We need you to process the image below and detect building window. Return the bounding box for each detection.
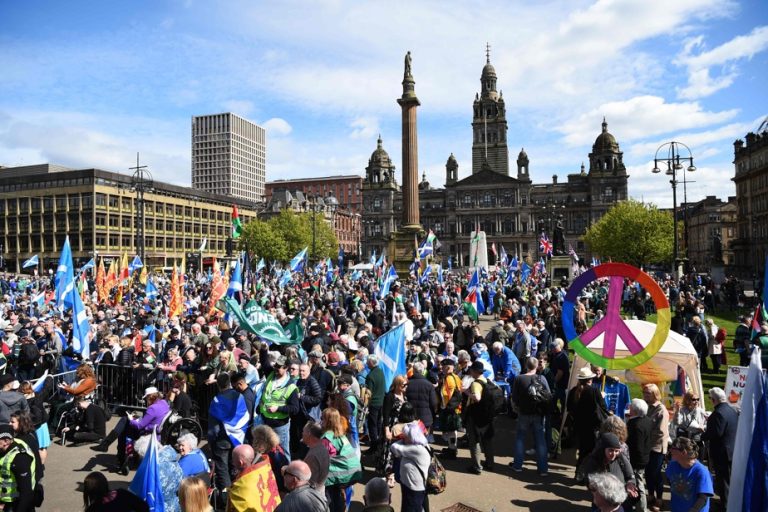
[95,194,106,207]
[108,195,118,208]
[463,194,472,207]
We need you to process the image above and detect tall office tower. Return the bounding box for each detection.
[191,112,266,202]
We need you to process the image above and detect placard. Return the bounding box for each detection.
[724,365,749,405]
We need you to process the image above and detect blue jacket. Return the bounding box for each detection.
[491,346,521,380]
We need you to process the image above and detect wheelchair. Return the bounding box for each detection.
[159,409,204,449]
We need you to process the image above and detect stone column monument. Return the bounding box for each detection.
[389,51,424,273]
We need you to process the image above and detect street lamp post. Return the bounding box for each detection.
[652,142,696,278]
[306,195,338,264]
[129,153,153,265]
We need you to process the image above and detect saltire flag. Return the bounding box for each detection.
[521,262,532,284]
[468,267,480,290]
[463,287,482,321]
[227,259,243,300]
[31,371,49,394]
[325,258,336,285]
[80,258,96,273]
[417,238,434,259]
[350,269,362,281]
[256,258,266,273]
[289,247,308,273]
[54,237,74,307]
[437,264,444,285]
[373,323,407,391]
[510,256,519,272]
[413,291,421,313]
[31,291,45,311]
[209,391,250,446]
[539,235,553,257]
[409,259,419,277]
[505,266,515,286]
[129,255,143,274]
[145,278,159,301]
[379,265,398,299]
[59,251,91,359]
[22,255,39,269]
[231,205,243,239]
[727,347,767,512]
[370,250,377,266]
[129,425,166,511]
[278,270,293,288]
[337,246,344,274]
[499,245,508,267]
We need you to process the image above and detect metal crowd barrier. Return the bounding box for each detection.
[43,370,78,403]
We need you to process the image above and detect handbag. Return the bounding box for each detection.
[418,446,447,495]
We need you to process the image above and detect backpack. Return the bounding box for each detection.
[525,375,553,415]
[480,379,507,416]
[444,374,463,410]
[420,446,447,495]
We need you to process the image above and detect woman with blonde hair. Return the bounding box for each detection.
[178,476,212,512]
[322,407,362,512]
[670,391,706,444]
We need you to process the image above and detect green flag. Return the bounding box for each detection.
[219,297,303,345]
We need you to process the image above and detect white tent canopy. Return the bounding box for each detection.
[350,263,373,270]
[566,319,705,407]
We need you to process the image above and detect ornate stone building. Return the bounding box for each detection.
[361,52,629,267]
[731,119,768,277]
[684,196,737,270]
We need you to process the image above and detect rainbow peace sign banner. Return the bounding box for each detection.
[562,263,670,370]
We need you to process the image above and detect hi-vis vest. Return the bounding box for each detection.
[322,432,362,486]
[259,375,297,420]
[0,439,36,503]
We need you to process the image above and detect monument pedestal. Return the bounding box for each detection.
[711,264,725,285]
[389,227,424,275]
[548,255,573,284]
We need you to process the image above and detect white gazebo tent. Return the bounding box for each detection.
[565,319,705,407]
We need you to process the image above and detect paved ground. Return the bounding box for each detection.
[42,414,591,512]
[41,315,591,511]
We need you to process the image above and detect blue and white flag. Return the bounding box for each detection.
[350,269,362,281]
[278,269,292,288]
[129,425,165,512]
[417,238,434,259]
[255,258,265,273]
[54,237,74,307]
[22,255,39,269]
[337,246,344,274]
[68,280,92,359]
[505,266,515,286]
[31,371,49,394]
[128,255,143,273]
[227,259,243,299]
[437,264,444,285]
[499,245,508,267]
[413,292,421,313]
[289,247,308,273]
[145,279,159,301]
[373,323,407,391]
[468,267,480,290]
[510,256,519,273]
[419,265,432,285]
[208,392,250,446]
[521,262,532,284]
[447,256,453,271]
[325,259,335,285]
[370,250,376,266]
[79,258,95,273]
[728,348,767,512]
[488,286,496,311]
[379,265,398,299]
[375,252,385,269]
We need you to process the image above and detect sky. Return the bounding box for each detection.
[1,0,767,207]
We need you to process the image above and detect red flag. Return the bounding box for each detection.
[491,242,497,256]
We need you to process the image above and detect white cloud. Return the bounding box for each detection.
[676,25,768,99]
[349,116,380,140]
[262,118,292,137]
[557,96,738,146]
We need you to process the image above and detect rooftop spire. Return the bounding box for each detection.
[485,42,491,63]
[602,117,608,133]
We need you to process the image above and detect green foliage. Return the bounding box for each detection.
[240,209,339,263]
[584,200,675,267]
[240,218,289,261]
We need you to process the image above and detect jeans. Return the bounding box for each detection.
[513,414,548,473]
[467,417,494,471]
[272,421,291,462]
[211,437,234,489]
[645,451,665,502]
[633,469,647,512]
[367,405,383,450]
[401,486,429,512]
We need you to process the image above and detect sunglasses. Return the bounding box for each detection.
[691,398,700,402]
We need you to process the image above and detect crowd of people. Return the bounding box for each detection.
[0,264,754,511]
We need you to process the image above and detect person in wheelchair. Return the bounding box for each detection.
[48,363,96,431]
[61,397,106,446]
[166,372,193,419]
[91,386,170,474]
[176,432,210,478]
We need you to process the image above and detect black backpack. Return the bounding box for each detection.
[480,379,507,416]
[525,375,553,415]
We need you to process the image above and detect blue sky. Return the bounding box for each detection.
[1,0,767,207]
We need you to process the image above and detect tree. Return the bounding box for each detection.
[240,218,289,262]
[269,210,311,257]
[583,200,675,268]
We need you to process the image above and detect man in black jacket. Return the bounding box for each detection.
[626,398,652,512]
[702,387,738,510]
[64,398,107,445]
[404,361,437,433]
[289,363,322,458]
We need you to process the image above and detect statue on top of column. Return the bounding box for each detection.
[404,51,412,77]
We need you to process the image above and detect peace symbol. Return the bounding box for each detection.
[562,263,670,370]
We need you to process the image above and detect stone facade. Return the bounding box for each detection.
[684,196,737,271]
[731,120,768,277]
[361,53,629,267]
